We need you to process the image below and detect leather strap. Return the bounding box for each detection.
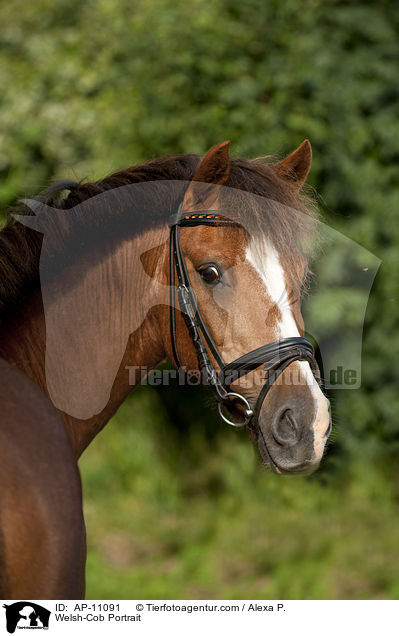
[169,206,321,427]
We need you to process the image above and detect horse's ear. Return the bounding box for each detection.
[274,140,312,189]
[182,141,231,211]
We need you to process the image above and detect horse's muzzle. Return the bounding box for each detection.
[256,389,331,474]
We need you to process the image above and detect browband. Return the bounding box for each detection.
[168,210,235,227]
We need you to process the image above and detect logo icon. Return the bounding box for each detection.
[3,602,50,633]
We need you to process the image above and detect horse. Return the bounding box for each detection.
[0,360,86,598]
[0,140,331,598]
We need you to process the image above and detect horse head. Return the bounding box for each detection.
[153,141,331,474]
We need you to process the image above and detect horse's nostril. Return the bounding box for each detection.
[272,408,300,447]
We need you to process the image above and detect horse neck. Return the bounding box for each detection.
[0,226,169,457]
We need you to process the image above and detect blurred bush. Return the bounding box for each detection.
[1,0,398,598]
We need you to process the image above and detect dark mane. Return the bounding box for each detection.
[0,153,318,324]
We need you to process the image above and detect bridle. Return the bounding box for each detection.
[169,205,321,428]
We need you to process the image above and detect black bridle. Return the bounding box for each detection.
[169,206,321,428]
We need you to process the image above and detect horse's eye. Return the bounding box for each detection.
[198,264,221,285]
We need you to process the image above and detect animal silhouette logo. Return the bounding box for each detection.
[2,602,50,633]
[16,181,380,419]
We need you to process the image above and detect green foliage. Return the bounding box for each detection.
[1,0,398,598]
[81,393,399,599]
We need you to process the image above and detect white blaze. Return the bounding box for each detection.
[246,236,330,460]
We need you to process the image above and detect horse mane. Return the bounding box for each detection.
[0,153,318,325]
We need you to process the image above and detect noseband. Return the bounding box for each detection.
[169,206,321,428]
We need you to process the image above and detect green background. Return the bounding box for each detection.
[1,0,398,599]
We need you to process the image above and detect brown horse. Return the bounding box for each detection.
[0,140,331,598]
[0,360,86,598]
